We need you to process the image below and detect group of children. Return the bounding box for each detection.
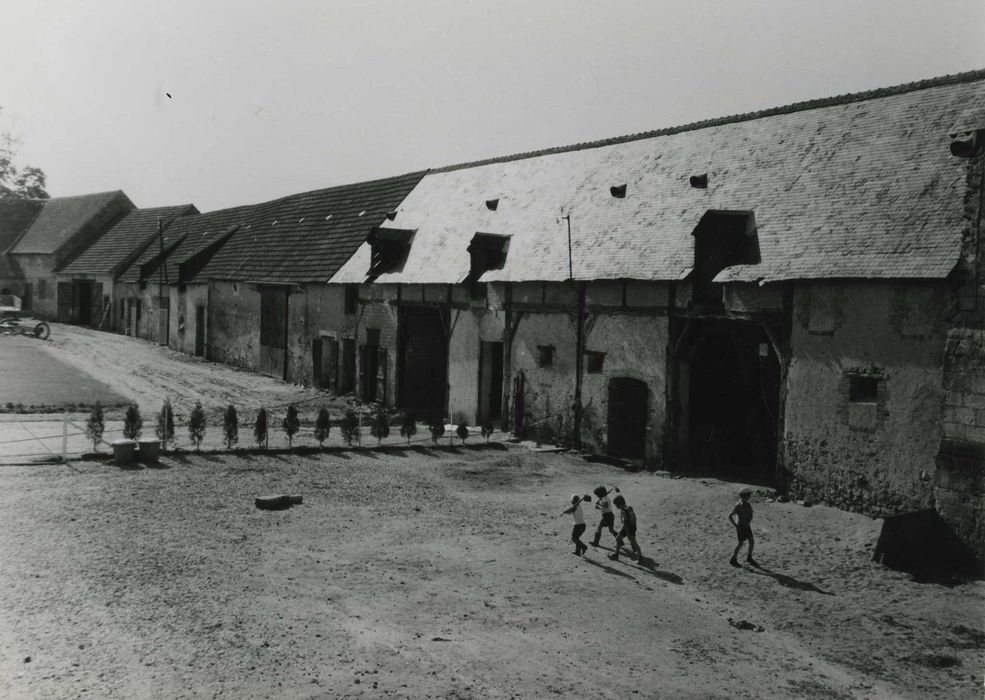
[561,484,757,567]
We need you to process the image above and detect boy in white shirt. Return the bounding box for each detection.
[590,485,619,547]
[560,494,589,556]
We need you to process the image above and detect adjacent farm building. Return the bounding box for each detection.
[2,70,983,558]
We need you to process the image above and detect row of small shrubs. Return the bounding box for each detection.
[85,401,495,453]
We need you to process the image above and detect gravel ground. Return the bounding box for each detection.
[0,445,981,699]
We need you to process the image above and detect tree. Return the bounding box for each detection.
[254,407,268,449]
[223,404,239,449]
[314,407,331,448]
[400,412,417,445]
[188,402,206,452]
[456,422,470,444]
[371,404,390,446]
[340,409,360,447]
[155,398,175,449]
[282,404,300,449]
[0,117,48,200]
[85,402,104,452]
[123,403,142,440]
[429,417,445,445]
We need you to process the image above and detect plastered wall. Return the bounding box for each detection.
[783,281,946,515]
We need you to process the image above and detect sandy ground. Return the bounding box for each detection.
[15,323,336,421]
[0,446,982,699]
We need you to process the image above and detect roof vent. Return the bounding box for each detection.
[298,218,305,223]
[609,184,627,198]
[950,130,984,159]
[485,198,499,211]
[325,214,333,220]
[385,211,398,221]
[690,174,708,189]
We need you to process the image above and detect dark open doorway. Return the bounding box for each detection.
[259,286,288,379]
[607,377,648,460]
[477,341,503,425]
[399,306,448,420]
[194,305,206,356]
[678,320,780,478]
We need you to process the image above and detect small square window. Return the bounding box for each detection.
[849,376,878,403]
[344,285,358,315]
[537,345,555,368]
[586,351,605,374]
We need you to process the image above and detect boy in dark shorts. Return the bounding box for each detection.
[608,495,642,561]
[590,485,619,547]
[560,494,589,556]
[729,487,757,567]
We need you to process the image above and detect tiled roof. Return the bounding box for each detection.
[332,70,984,285]
[194,172,425,284]
[59,204,198,277]
[10,191,134,256]
[119,204,253,285]
[0,198,44,279]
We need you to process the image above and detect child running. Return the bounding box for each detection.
[590,485,619,547]
[560,494,589,556]
[728,487,757,567]
[607,495,642,561]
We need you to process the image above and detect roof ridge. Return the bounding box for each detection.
[432,67,985,174]
[197,171,427,215]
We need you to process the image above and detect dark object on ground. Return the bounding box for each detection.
[873,509,983,582]
[255,494,304,510]
[727,618,764,632]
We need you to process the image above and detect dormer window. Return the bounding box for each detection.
[690,210,758,308]
[466,232,510,299]
[366,227,415,277]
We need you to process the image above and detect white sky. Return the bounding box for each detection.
[2,0,984,212]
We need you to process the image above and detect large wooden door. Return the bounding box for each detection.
[399,307,448,420]
[607,378,648,460]
[259,287,288,379]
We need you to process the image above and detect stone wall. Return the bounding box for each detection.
[935,328,985,560]
[784,281,946,515]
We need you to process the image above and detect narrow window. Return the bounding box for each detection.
[537,345,555,368]
[344,284,358,315]
[847,375,879,430]
[585,351,605,374]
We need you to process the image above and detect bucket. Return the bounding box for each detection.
[111,439,136,466]
[138,438,161,464]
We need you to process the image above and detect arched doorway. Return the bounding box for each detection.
[607,377,648,460]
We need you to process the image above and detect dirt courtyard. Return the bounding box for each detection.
[0,446,982,699]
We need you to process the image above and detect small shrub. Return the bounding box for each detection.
[371,405,390,445]
[481,421,494,443]
[85,402,104,451]
[188,401,206,452]
[223,404,239,449]
[123,403,142,440]
[254,407,268,449]
[314,407,331,448]
[282,404,300,449]
[429,417,445,445]
[340,409,360,446]
[456,422,469,444]
[155,398,175,449]
[400,412,417,444]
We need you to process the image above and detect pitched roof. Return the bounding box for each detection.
[332,69,984,285]
[10,191,135,257]
[119,204,252,284]
[193,172,425,284]
[0,198,44,279]
[58,204,198,278]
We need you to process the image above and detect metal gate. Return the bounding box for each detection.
[259,287,288,379]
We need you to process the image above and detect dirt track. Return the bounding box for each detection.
[34,323,337,421]
[0,445,982,699]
